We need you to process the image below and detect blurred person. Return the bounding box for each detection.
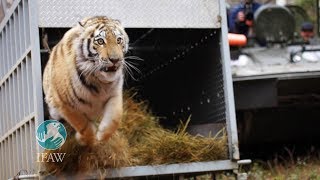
[229,0,261,36]
[300,22,317,44]
[297,22,320,62]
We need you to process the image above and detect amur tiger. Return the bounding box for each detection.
[43,16,129,146]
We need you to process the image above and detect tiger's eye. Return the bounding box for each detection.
[97,38,105,45]
[117,37,122,44]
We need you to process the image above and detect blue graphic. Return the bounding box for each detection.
[36,120,67,150]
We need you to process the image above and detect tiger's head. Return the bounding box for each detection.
[75,16,129,83]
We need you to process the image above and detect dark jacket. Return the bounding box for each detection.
[228,2,261,35]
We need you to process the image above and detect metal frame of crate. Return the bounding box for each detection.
[0,0,43,179]
[0,0,242,179]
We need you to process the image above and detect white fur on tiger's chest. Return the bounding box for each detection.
[71,74,123,122]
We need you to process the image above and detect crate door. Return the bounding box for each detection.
[0,0,43,179]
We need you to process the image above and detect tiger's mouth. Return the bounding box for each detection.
[100,66,118,73]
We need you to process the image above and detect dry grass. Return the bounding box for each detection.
[247,161,320,180]
[248,147,320,180]
[41,125,130,176]
[216,147,320,180]
[121,93,228,165]
[41,92,228,177]
[130,120,227,165]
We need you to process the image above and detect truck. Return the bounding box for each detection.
[230,1,320,152]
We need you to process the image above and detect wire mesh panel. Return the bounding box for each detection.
[0,0,43,179]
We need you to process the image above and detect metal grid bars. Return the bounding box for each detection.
[0,118,36,179]
[0,0,43,179]
[0,0,30,80]
[0,55,34,137]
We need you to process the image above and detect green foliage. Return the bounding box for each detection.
[295,0,315,7]
[294,0,317,23]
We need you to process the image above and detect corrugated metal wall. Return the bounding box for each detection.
[0,0,43,179]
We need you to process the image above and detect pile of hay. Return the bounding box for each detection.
[41,92,228,177]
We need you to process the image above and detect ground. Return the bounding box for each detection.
[216,147,320,180]
[247,159,320,179]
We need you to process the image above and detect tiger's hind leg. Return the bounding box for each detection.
[61,108,97,146]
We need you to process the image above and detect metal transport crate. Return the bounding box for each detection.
[0,0,241,179]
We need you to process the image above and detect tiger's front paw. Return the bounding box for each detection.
[75,132,97,146]
[96,118,120,142]
[75,123,97,146]
[96,130,112,142]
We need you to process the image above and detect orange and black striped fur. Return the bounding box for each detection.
[43,16,129,145]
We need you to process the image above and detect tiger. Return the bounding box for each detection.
[43,16,129,146]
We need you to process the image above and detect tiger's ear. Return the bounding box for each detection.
[114,19,122,25]
[78,17,92,27]
[78,21,85,27]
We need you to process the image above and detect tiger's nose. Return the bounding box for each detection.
[109,58,120,64]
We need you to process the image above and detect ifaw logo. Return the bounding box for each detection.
[36,120,67,162]
[37,152,66,163]
[36,120,67,150]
